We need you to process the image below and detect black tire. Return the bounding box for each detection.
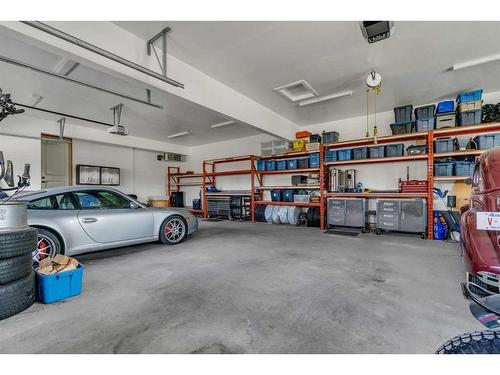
[0,272,36,321]
[159,215,188,245]
[436,331,500,354]
[33,228,63,263]
[0,227,38,260]
[0,253,32,284]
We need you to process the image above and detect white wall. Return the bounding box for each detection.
[0,113,183,202]
[184,89,500,209]
[0,134,41,189]
[72,139,176,202]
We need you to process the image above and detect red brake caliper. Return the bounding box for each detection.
[165,223,172,235]
[38,240,48,260]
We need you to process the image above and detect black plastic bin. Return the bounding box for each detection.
[385,144,405,157]
[353,147,369,160]
[407,145,427,155]
[394,105,413,123]
[369,146,385,158]
[309,134,321,143]
[390,122,414,135]
[415,105,436,120]
[457,109,482,126]
[297,158,309,169]
[322,131,339,144]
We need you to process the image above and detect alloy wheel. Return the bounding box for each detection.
[164,218,186,244]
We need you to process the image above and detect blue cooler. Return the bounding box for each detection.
[37,263,84,304]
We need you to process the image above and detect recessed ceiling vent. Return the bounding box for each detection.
[273,80,319,103]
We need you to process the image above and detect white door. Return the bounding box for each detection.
[41,137,71,188]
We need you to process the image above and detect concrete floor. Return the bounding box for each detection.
[0,220,481,353]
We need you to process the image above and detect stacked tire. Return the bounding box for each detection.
[0,202,37,321]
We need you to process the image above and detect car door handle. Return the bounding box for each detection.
[82,217,98,223]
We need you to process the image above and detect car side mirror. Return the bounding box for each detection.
[464,177,472,185]
[130,202,140,209]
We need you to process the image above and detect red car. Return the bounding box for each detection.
[461,147,500,294]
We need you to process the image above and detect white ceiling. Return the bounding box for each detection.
[0,31,263,146]
[115,21,500,126]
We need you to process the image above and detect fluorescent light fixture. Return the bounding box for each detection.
[452,53,500,71]
[168,131,191,139]
[298,91,353,107]
[211,121,235,129]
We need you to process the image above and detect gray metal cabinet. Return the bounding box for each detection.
[376,199,426,235]
[400,199,426,233]
[327,198,367,229]
[376,200,400,230]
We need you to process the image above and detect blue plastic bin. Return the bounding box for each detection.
[276,160,287,170]
[434,162,454,177]
[265,160,276,171]
[457,109,482,126]
[256,160,266,171]
[283,189,294,202]
[456,89,483,104]
[454,161,475,177]
[415,118,435,132]
[309,153,320,168]
[37,264,84,304]
[324,149,337,162]
[385,144,405,157]
[337,149,353,161]
[271,190,282,202]
[287,159,298,170]
[434,138,456,153]
[369,146,385,158]
[436,100,455,114]
[353,147,368,160]
[473,134,497,150]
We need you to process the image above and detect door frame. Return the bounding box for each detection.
[41,133,73,186]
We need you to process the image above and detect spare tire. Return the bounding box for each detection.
[0,272,36,321]
[0,253,32,285]
[0,228,38,260]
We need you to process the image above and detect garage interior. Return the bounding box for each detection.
[1,19,500,354]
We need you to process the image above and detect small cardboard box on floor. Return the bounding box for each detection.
[35,255,84,304]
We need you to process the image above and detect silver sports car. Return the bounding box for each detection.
[16,186,198,262]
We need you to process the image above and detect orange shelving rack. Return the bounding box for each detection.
[251,148,325,228]
[181,121,500,238]
[202,155,255,218]
[167,166,213,215]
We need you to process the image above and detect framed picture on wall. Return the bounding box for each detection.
[76,165,101,185]
[100,167,120,186]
